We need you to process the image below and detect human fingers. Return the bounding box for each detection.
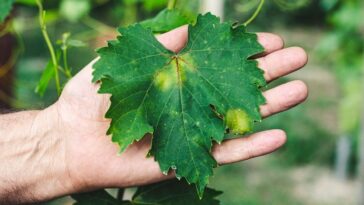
[260,80,308,118]
[212,129,286,165]
[257,47,308,82]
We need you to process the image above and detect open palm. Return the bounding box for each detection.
[52,26,308,191]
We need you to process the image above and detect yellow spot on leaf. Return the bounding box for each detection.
[154,55,197,91]
[154,69,176,91]
[226,109,252,134]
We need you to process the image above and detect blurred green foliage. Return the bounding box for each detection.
[0,0,15,22]
[212,164,303,205]
[316,0,364,177]
[260,106,335,166]
[317,0,364,134]
[59,0,91,22]
[274,0,311,10]
[1,0,362,204]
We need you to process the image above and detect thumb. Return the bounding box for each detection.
[156,26,188,53]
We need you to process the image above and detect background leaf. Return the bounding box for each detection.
[132,180,222,205]
[140,9,194,33]
[15,0,37,6]
[35,58,55,96]
[0,0,15,23]
[60,0,91,23]
[35,51,61,97]
[72,190,123,205]
[72,180,221,205]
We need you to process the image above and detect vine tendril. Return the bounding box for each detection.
[243,0,265,26]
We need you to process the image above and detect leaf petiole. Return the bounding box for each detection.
[167,0,178,10]
[243,0,265,26]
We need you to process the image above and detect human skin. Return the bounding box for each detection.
[0,26,308,204]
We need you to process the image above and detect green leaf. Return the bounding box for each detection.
[93,13,265,197]
[15,0,37,6]
[35,59,54,96]
[320,0,339,11]
[123,0,142,6]
[35,51,61,96]
[0,0,15,23]
[142,0,168,11]
[140,9,194,33]
[67,39,87,47]
[132,180,222,205]
[72,180,221,205]
[339,78,363,133]
[72,190,124,205]
[330,2,362,31]
[60,0,91,23]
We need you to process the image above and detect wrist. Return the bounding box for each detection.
[0,108,73,203]
[30,105,79,201]
[0,106,78,203]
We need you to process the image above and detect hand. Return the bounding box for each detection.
[49,26,308,192]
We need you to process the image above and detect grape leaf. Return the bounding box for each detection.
[93,13,265,197]
[72,190,121,205]
[0,0,15,23]
[140,9,194,33]
[132,180,221,205]
[72,180,221,205]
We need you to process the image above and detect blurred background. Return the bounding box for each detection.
[0,0,363,204]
